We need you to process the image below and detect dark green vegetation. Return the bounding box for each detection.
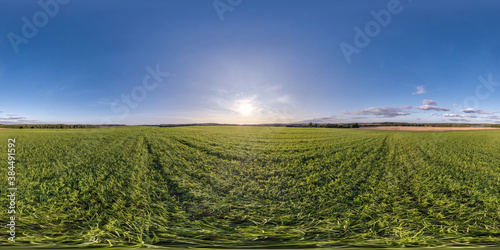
[285,123,500,128]
[1,126,500,248]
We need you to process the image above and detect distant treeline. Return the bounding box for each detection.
[285,122,500,128]
[361,122,500,128]
[153,122,500,128]
[0,124,125,129]
[156,123,221,127]
[156,123,292,127]
[157,123,360,128]
[286,123,360,128]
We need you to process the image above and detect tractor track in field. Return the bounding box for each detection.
[143,135,192,203]
[172,137,244,162]
[143,135,161,172]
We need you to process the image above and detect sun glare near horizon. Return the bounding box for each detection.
[238,103,254,116]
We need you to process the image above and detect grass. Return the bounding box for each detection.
[1,126,500,248]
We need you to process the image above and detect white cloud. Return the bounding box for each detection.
[415,99,449,111]
[412,86,426,95]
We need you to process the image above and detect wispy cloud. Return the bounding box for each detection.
[7,116,26,120]
[263,84,283,93]
[0,117,40,124]
[353,106,411,118]
[461,108,489,114]
[276,95,291,104]
[415,105,450,111]
[486,115,500,120]
[422,99,437,106]
[412,86,426,95]
[0,111,39,124]
[295,115,338,124]
[443,114,477,118]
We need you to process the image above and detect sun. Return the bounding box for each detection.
[238,103,253,116]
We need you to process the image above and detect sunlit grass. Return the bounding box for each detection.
[1,126,500,248]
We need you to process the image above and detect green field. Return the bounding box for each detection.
[1,126,500,248]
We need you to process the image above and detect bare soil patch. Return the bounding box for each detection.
[357,126,500,132]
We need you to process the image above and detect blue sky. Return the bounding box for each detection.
[1,0,500,125]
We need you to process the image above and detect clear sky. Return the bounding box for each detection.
[1,0,500,125]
